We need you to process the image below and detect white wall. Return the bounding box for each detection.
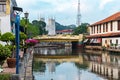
[102,37,120,46]
[89,21,119,35]
[0,15,11,45]
[0,15,11,34]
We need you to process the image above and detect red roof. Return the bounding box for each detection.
[56,29,73,33]
[91,12,120,26]
[86,32,120,38]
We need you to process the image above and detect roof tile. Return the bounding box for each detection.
[92,12,120,26]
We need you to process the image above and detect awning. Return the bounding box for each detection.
[83,39,88,43]
[90,38,102,43]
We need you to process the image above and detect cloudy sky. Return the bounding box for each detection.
[17,0,120,25]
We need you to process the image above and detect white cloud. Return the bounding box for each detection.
[16,0,93,25]
[99,0,114,10]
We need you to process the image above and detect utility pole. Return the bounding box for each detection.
[77,0,81,27]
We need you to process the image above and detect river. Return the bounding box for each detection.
[33,46,120,80]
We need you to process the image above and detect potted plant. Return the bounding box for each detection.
[0,32,16,68]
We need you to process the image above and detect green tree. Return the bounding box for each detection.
[73,23,90,35]
[20,18,40,38]
[32,20,47,35]
[0,32,15,45]
[27,23,39,38]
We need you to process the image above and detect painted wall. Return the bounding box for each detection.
[0,15,11,34]
[102,37,120,46]
[89,21,119,35]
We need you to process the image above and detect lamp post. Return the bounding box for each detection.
[24,12,29,34]
[13,6,23,74]
[24,12,29,54]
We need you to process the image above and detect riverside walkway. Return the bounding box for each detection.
[0,48,34,80]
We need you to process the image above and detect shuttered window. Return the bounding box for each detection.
[106,23,108,32]
[110,21,113,31]
[0,1,6,12]
[118,21,120,30]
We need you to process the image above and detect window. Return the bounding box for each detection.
[116,39,118,45]
[110,21,113,31]
[103,24,105,32]
[94,26,95,33]
[105,40,107,44]
[99,25,101,33]
[97,25,98,33]
[106,23,108,32]
[110,40,112,44]
[91,27,93,34]
[0,2,6,12]
[118,20,120,30]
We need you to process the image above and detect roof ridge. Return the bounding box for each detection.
[91,11,120,26]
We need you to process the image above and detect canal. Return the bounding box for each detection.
[33,47,120,80]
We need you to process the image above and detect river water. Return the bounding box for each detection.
[33,47,120,80]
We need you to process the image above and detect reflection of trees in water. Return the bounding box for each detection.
[55,62,61,67]
[33,60,46,72]
[74,62,88,69]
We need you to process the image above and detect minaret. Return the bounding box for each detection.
[77,0,81,27]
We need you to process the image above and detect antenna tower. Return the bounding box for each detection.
[77,0,81,26]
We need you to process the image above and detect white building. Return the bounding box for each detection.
[0,0,17,34]
[46,18,56,35]
[87,12,120,47]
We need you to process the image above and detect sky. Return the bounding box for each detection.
[17,0,120,26]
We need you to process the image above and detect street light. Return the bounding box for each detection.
[24,11,29,34]
[13,6,23,74]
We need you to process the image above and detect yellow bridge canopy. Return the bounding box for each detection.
[33,34,83,42]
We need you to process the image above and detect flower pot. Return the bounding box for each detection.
[7,58,16,68]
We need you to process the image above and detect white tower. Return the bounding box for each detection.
[77,0,81,26]
[46,18,56,35]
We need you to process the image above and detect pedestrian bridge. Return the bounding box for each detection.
[33,34,83,42]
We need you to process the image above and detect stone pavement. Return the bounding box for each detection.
[1,60,15,74]
[0,48,34,80]
[19,48,34,80]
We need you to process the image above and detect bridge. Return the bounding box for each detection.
[33,34,83,42]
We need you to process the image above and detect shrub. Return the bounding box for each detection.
[0,45,11,60]
[0,74,11,80]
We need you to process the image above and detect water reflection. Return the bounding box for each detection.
[33,47,120,80]
[84,50,120,80]
[34,47,72,55]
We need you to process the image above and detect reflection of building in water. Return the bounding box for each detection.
[86,51,120,80]
[102,52,111,63]
[46,62,56,73]
[89,62,120,80]
[50,50,56,55]
[65,46,72,54]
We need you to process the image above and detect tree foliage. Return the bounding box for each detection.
[73,23,90,35]
[55,22,76,31]
[27,23,39,38]
[20,18,41,38]
[32,20,47,35]
[20,32,27,40]
[0,32,15,44]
